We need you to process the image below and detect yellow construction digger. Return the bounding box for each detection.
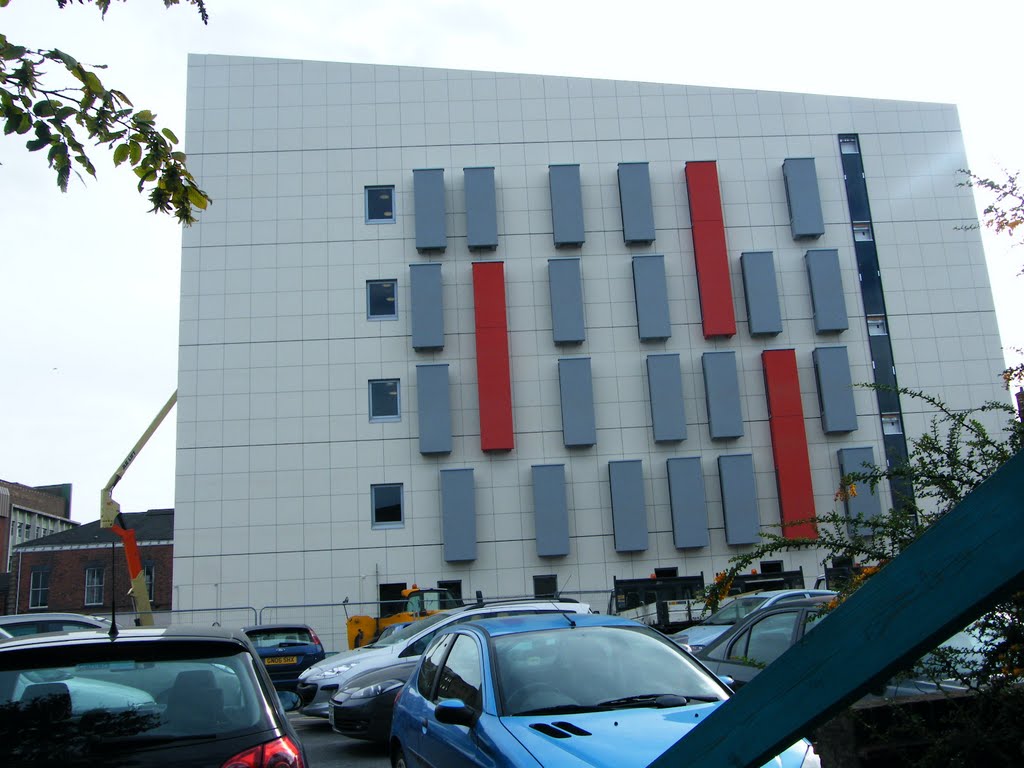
[346,585,461,648]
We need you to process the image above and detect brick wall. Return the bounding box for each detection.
[13,543,173,614]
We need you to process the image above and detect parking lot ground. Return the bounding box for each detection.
[289,713,391,768]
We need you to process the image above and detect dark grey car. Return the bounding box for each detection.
[0,625,308,767]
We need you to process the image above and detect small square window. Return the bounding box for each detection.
[853,223,874,242]
[369,379,400,421]
[839,135,861,155]
[867,315,888,336]
[881,413,903,435]
[372,483,404,528]
[367,280,398,320]
[366,185,395,224]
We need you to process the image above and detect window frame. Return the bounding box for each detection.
[368,379,401,422]
[365,185,396,224]
[371,483,404,530]
[29,569,50,609]
[144,563,156,604]
[366,279,399,321]
[84,566,104,607]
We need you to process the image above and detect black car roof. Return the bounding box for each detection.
[0,624,254,652]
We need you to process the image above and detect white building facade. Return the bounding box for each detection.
[174,55,1005,619]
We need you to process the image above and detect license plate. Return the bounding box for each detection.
[265,656,298,665]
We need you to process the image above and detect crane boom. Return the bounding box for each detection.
[100,390,177,627]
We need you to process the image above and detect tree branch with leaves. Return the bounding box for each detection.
[0,0,210,224]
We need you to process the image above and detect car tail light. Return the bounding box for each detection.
[308,628,323,649]
[221,736,305,768]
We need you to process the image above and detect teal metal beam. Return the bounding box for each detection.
[649,448,1024,768]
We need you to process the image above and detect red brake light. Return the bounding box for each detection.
[308,629,322,648]
[222,736,304,768]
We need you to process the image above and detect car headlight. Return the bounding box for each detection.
[305,662,360,682]
[347,680,405,699]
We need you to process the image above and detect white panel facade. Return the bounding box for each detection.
[176,55,1005,646]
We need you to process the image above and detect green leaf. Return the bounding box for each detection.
[161,127,179,144]
[16,113,31,134]
[82,70,104,95]
[187,186,209,210]
[113,143,130,167]
[1,45,27,61]
[25,136,48,152]
[33,99,57,118]
[51,49,79,70]
[135,109,155,124]
[129,141,141,165]
[171,151,187,163]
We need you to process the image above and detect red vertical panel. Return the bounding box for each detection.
[762,350,818,540]
[685,161,736,339]
[472,262,514,451]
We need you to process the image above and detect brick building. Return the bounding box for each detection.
[11,508,174,620]
[1,480,77,613]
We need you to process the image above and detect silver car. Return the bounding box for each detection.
[0,612,113,637]
[296,598,591,717]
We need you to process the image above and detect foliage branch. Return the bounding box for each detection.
[0,0,210,223]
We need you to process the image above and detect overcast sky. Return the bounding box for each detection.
[3,0,1022,523]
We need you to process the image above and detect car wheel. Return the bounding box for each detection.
[392,745,408,768]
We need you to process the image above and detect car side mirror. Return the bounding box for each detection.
[435,698,476,727]
[278,691,302,712]
[717,675,735,689]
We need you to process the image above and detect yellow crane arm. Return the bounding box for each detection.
[99,390,177,627]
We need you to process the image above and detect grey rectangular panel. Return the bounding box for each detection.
[441,468,476,562]
[806,249,849,333]
[782,158,825,240]
[812,346,858,433]
[549,164,585,247]
[702,351,744,439]
[413,168,447,251]
[558,357,597,447]
[608,460,648,552]
[632,255,671,341]
[838,447,882,531]
[548,258,586,344]
[532,464,570,557]
[464,167,498,250]
[416,364,452,454]
[718,454,760,545]
[410,263,444,351]
[647,354,687,442]
[667,457,709,549]
[740,251,782,336]
[617,162,656,244]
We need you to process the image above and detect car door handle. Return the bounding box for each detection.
[420,717,428,734]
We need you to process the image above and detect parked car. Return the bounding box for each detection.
[696,596,835,688]
[389,612,820,767]
[671,588,836,652]
[329,658,418,742]
[0,612,113,637]
[242,623,326,692]
[375,621,412,642]
[697,596,981,698]
[297,598,591,718]
[0,624,308,767]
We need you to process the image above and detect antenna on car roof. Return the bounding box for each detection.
[108,540,119,639]
[552,573,576,628]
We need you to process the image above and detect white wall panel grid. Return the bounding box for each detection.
[176,55,1005,618]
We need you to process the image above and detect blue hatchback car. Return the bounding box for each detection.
[389,613,820,768]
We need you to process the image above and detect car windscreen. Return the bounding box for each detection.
[493,625,727,715]
[245,628,316,648]
[705,596,768,625]
[370,610,457,647]
[0,639,275,763]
